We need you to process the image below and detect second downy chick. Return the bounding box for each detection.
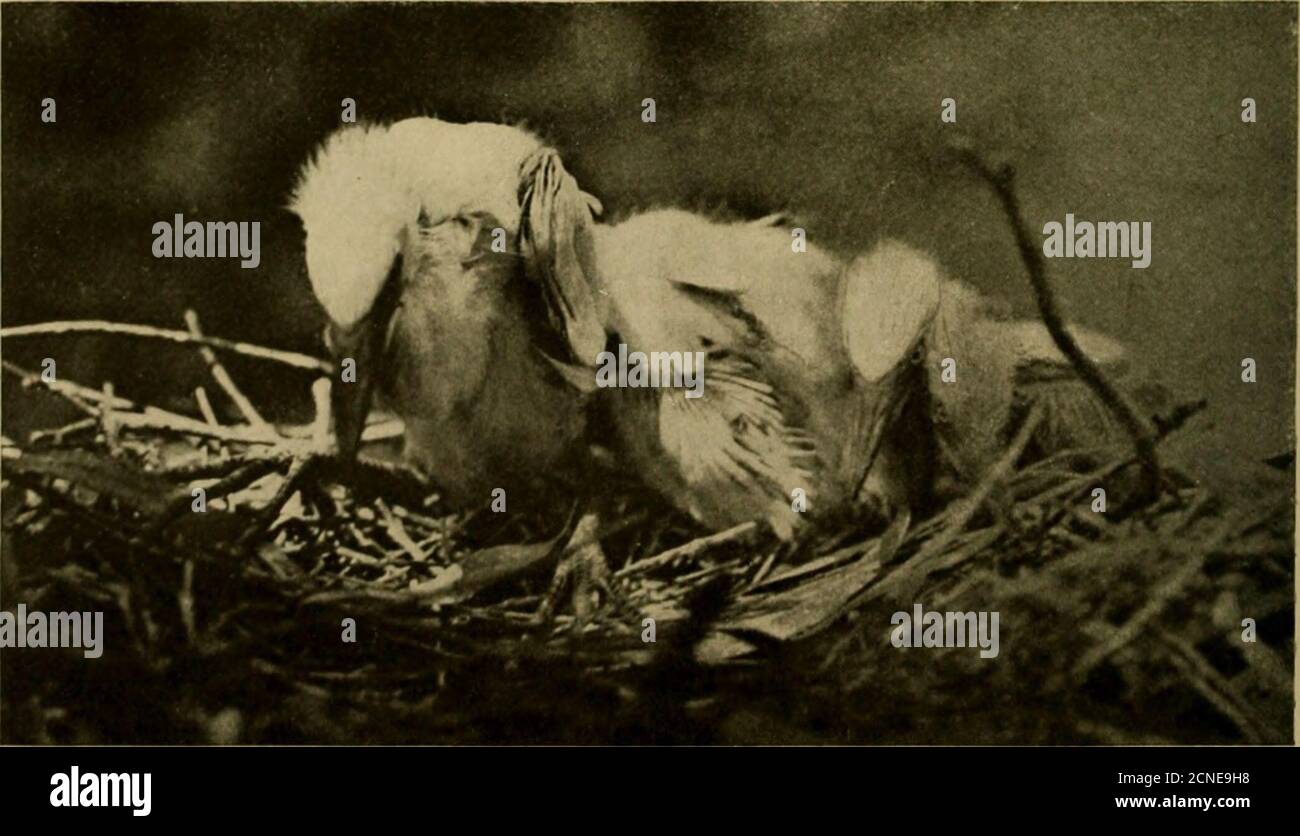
[589,209,1129,540]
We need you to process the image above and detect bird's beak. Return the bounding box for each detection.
[328,259,403,464]
[329,321,379,464]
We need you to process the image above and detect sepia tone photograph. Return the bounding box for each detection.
[0,0,1294,752]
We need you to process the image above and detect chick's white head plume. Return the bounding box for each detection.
[290,118,547,328]
[291,123,414,328]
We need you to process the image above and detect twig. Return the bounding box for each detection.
[1071,520,1235,680]
[149,454,289,532]
[377,498,427,561]
[2,359,105,416]
[1158,629,1270,743]
[746,549,781,589]
[113,410,292,447]
[29,416,98,445]
[4,360,309,449]
[0,319,331,373]
[309,378,332,451]
[194,387,220,427]
[100,382,120,450]
[239,454,322,547]
[953,146,1161,507]
[158,454,263,480]
[7,357,389,450]
[615,521,760,579]
[184,310,273,434]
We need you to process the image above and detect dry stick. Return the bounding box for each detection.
[274,415,403,444]
[100,382,121,451]
[1070,526,1226,681]
[954,147,1161,508]
[184,309,273,434]
[193,386,220,427]
[149,454,289,531]
[2,360,103,416]
[112,411,299,448]
[1157,628,1269,743]
[158,454,264,481]
[3,359,297,447]
[614,521,760,579]
[0,320,332,374]
[238,453,321,548]
[4,359,132,411]
[29,416,98,445]
[309,378,332,450]
[376,498,426,561]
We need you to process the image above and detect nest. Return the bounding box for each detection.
[1,156,1292,743]
[1,326,1291,744]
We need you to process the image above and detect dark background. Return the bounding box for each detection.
[2,1,1295,489]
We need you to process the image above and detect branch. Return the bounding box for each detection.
[184,309,273,434]
[953,146,1162,507]
[615,521,760,579]
[0,319,331,374]
[2,359,288,446]
[3,359,131,413]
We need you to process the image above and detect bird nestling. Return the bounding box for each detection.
[588,209,1127,536]
[291,117,1129,614]
[290,118,605,509]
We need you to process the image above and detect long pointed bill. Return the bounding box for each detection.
[328,260,403,464]
[329,318,381,464]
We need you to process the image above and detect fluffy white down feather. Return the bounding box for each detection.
[290,118,545,328]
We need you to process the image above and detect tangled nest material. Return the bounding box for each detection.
[1,153,1292,744]
[1,363,1290,744]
